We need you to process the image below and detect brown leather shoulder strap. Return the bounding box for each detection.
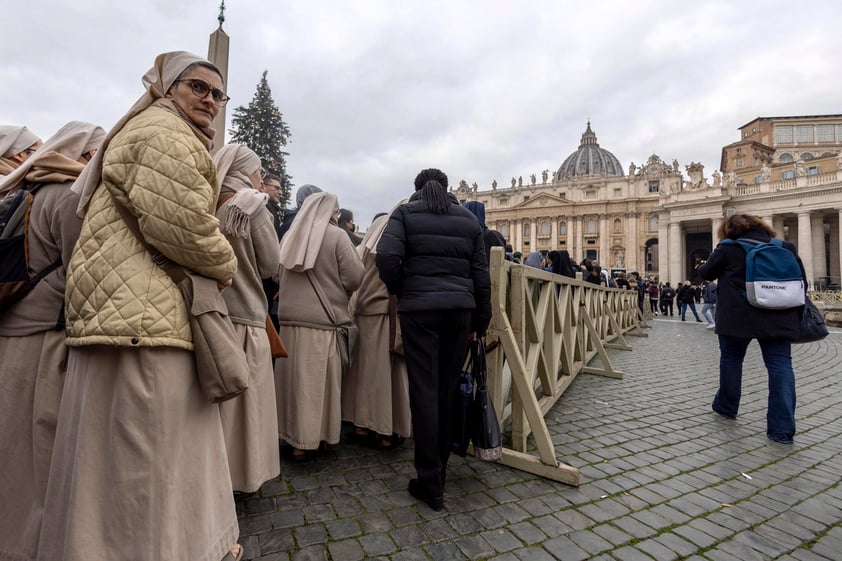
[112,199,187,284]
[216,193,235,210]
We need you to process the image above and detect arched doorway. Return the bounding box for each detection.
[644,238,658,276]
[688,248,709,284]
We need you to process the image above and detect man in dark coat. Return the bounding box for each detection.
[278,184,322,240]
[261,172,284,239]
[261,172,284,329]
[376,168,491,511]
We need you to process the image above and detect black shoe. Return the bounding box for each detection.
[768,433,793,444]
[712,406,736,420]
[408,479,444,511]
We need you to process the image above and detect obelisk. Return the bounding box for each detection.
[208,1,230,146]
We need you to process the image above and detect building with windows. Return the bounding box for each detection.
[720,115,842,184]
[451,122,679,275]
[456,116,842,289]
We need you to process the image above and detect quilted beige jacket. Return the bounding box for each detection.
[65,105,237,350]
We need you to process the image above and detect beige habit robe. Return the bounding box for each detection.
[275,192,364,450]
[38,52,239,561]
[213,144,282,492]
[0,121,104,561]
[342,214,412,438]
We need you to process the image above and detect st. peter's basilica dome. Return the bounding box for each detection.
[557,122,624,179]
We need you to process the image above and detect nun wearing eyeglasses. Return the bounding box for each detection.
[0,121,104,561]
[39,52,243,561]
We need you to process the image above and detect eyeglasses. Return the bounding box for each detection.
[174,78,230,106]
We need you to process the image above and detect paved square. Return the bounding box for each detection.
[238,318,842,560]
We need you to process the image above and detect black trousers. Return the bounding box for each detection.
[400,310,471,498]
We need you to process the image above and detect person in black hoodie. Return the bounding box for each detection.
[463,200,506,265]
[698,214,804,444]
[277,184,322,240]
[376,168,491,511]
[547,250,577,278]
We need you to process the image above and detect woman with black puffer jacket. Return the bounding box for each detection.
[376,168,491,512]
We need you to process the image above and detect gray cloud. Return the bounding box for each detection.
[4,0,841,227]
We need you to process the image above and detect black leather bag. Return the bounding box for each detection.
[470,339,503,461]
[793,298,828,344]
[450,351,475,457]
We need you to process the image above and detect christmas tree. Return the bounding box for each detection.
[229,70,293,207]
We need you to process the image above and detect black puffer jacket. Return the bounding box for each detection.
[698,228,805,339]
[376,194,492,336]
[676,283,696,304]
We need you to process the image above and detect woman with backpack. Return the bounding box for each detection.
[659,282,676,316]
[698,214,805,444]
[0,121,105,561]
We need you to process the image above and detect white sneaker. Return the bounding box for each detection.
[706,324,715,329]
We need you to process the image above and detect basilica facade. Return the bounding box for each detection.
[454,116,842,290]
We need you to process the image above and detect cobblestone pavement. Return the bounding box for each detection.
[236,317,842,560]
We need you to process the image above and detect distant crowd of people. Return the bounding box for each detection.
[0,49,805,561]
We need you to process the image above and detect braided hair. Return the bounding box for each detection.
[414,168,450,214]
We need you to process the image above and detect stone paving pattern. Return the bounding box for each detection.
[236,317,842,560]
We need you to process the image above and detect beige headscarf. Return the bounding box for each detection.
[212,144,268,237]
[278,191,339,272]
[71,51,222,217]
[0,125,40,157]
[359,198,408,257]
[0,125,41,175]
[0,121,105,196]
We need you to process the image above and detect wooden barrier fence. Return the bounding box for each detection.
[482,248,646,486]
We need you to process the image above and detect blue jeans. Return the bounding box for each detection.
[680,302,701,321]
[713,335,796,440]
[701,303,715,325]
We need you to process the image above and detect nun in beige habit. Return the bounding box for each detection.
[39,52,242,561]
[0,121,104,561]
[275,192,363,460]
[342,212,412,448]
[213,144,281,493]
[0,125,42,177]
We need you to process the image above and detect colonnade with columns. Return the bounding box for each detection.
[490,212,651,272]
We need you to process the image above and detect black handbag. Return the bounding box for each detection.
[793,298,829,344]
[450,347,475,457]
[470,339,503,461]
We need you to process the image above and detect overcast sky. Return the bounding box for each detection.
[4,0,841,227]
